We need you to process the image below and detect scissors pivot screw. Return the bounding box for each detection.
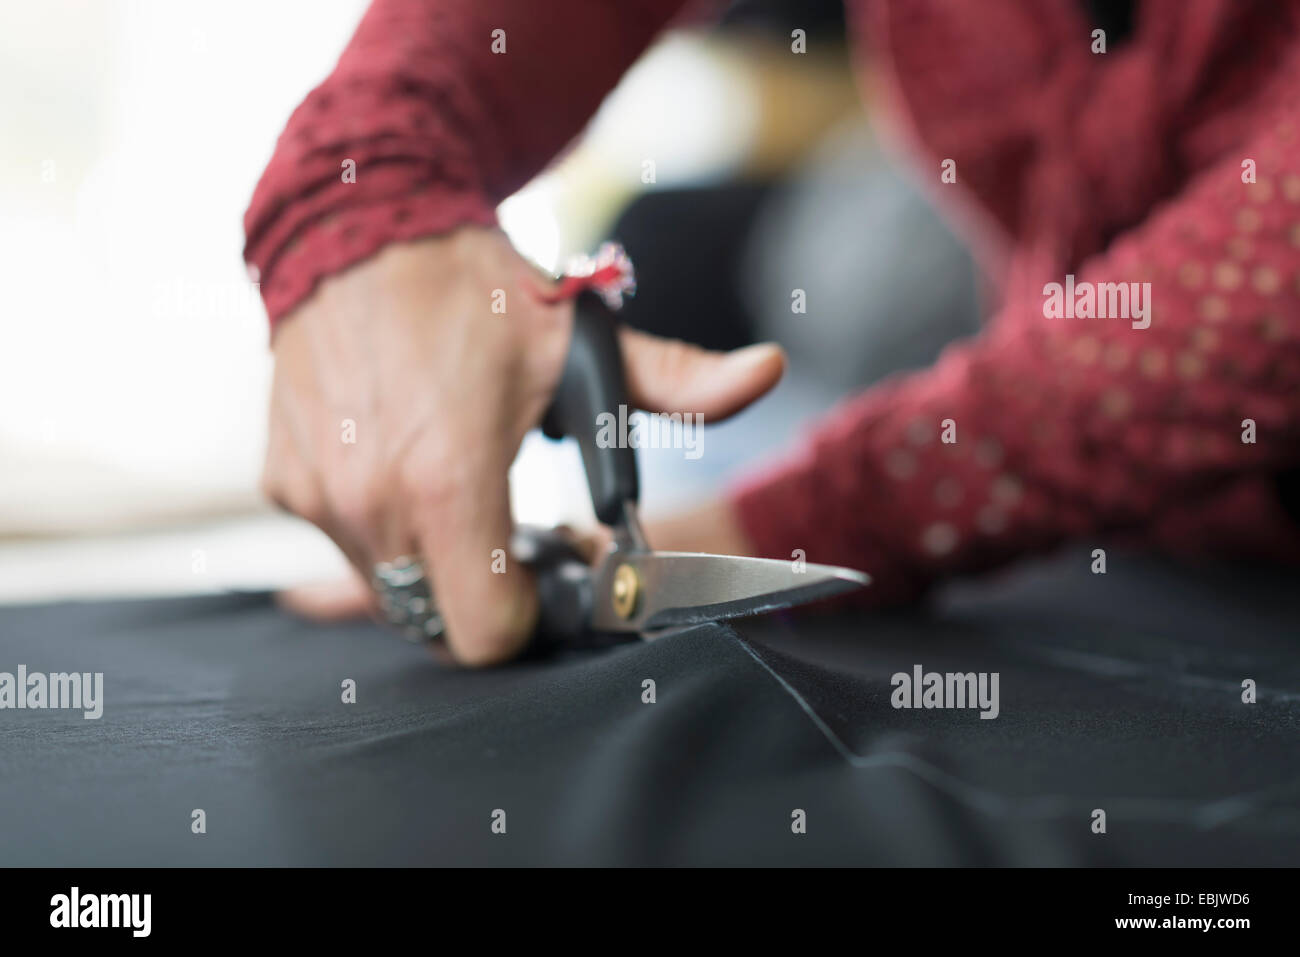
[611,563,641,619]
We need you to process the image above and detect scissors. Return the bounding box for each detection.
[516,286,870,650]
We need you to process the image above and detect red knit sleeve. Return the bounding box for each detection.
[243,0,689,327]
[730,113,1300,603]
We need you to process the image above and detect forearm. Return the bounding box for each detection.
[730,111,1300,600]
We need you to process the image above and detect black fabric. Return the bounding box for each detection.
[1,548,1296,866]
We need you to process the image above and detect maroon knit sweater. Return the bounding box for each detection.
[245,0,1300,604]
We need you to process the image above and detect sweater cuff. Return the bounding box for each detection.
[247,182,497,328]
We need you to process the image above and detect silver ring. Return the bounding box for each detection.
[371,555,444,642]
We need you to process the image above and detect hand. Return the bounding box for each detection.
[279,501,757,626]
[262,227,784,665]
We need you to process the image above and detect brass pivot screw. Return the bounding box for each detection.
[611,563,641,620]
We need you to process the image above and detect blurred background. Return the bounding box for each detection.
[0,0,978,604]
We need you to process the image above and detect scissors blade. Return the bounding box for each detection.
[589,551,869,635]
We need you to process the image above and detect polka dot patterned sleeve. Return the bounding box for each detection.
[730,113,1300,605]
[243,0,689,328]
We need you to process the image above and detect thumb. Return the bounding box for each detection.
[618,328,785,420]
[276,571,374,622]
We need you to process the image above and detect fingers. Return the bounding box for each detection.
[406,446,538,667]
[316,461,413,578]
[261,389,388,591]
[560,523,613,565]
[276,572,373,622]
[262,459,379,615]
[266,432,531,667]
[618,328,785,420]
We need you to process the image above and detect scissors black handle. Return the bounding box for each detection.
[525,289,642,651]
[540,289,639,525]
[512,525,628,654]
